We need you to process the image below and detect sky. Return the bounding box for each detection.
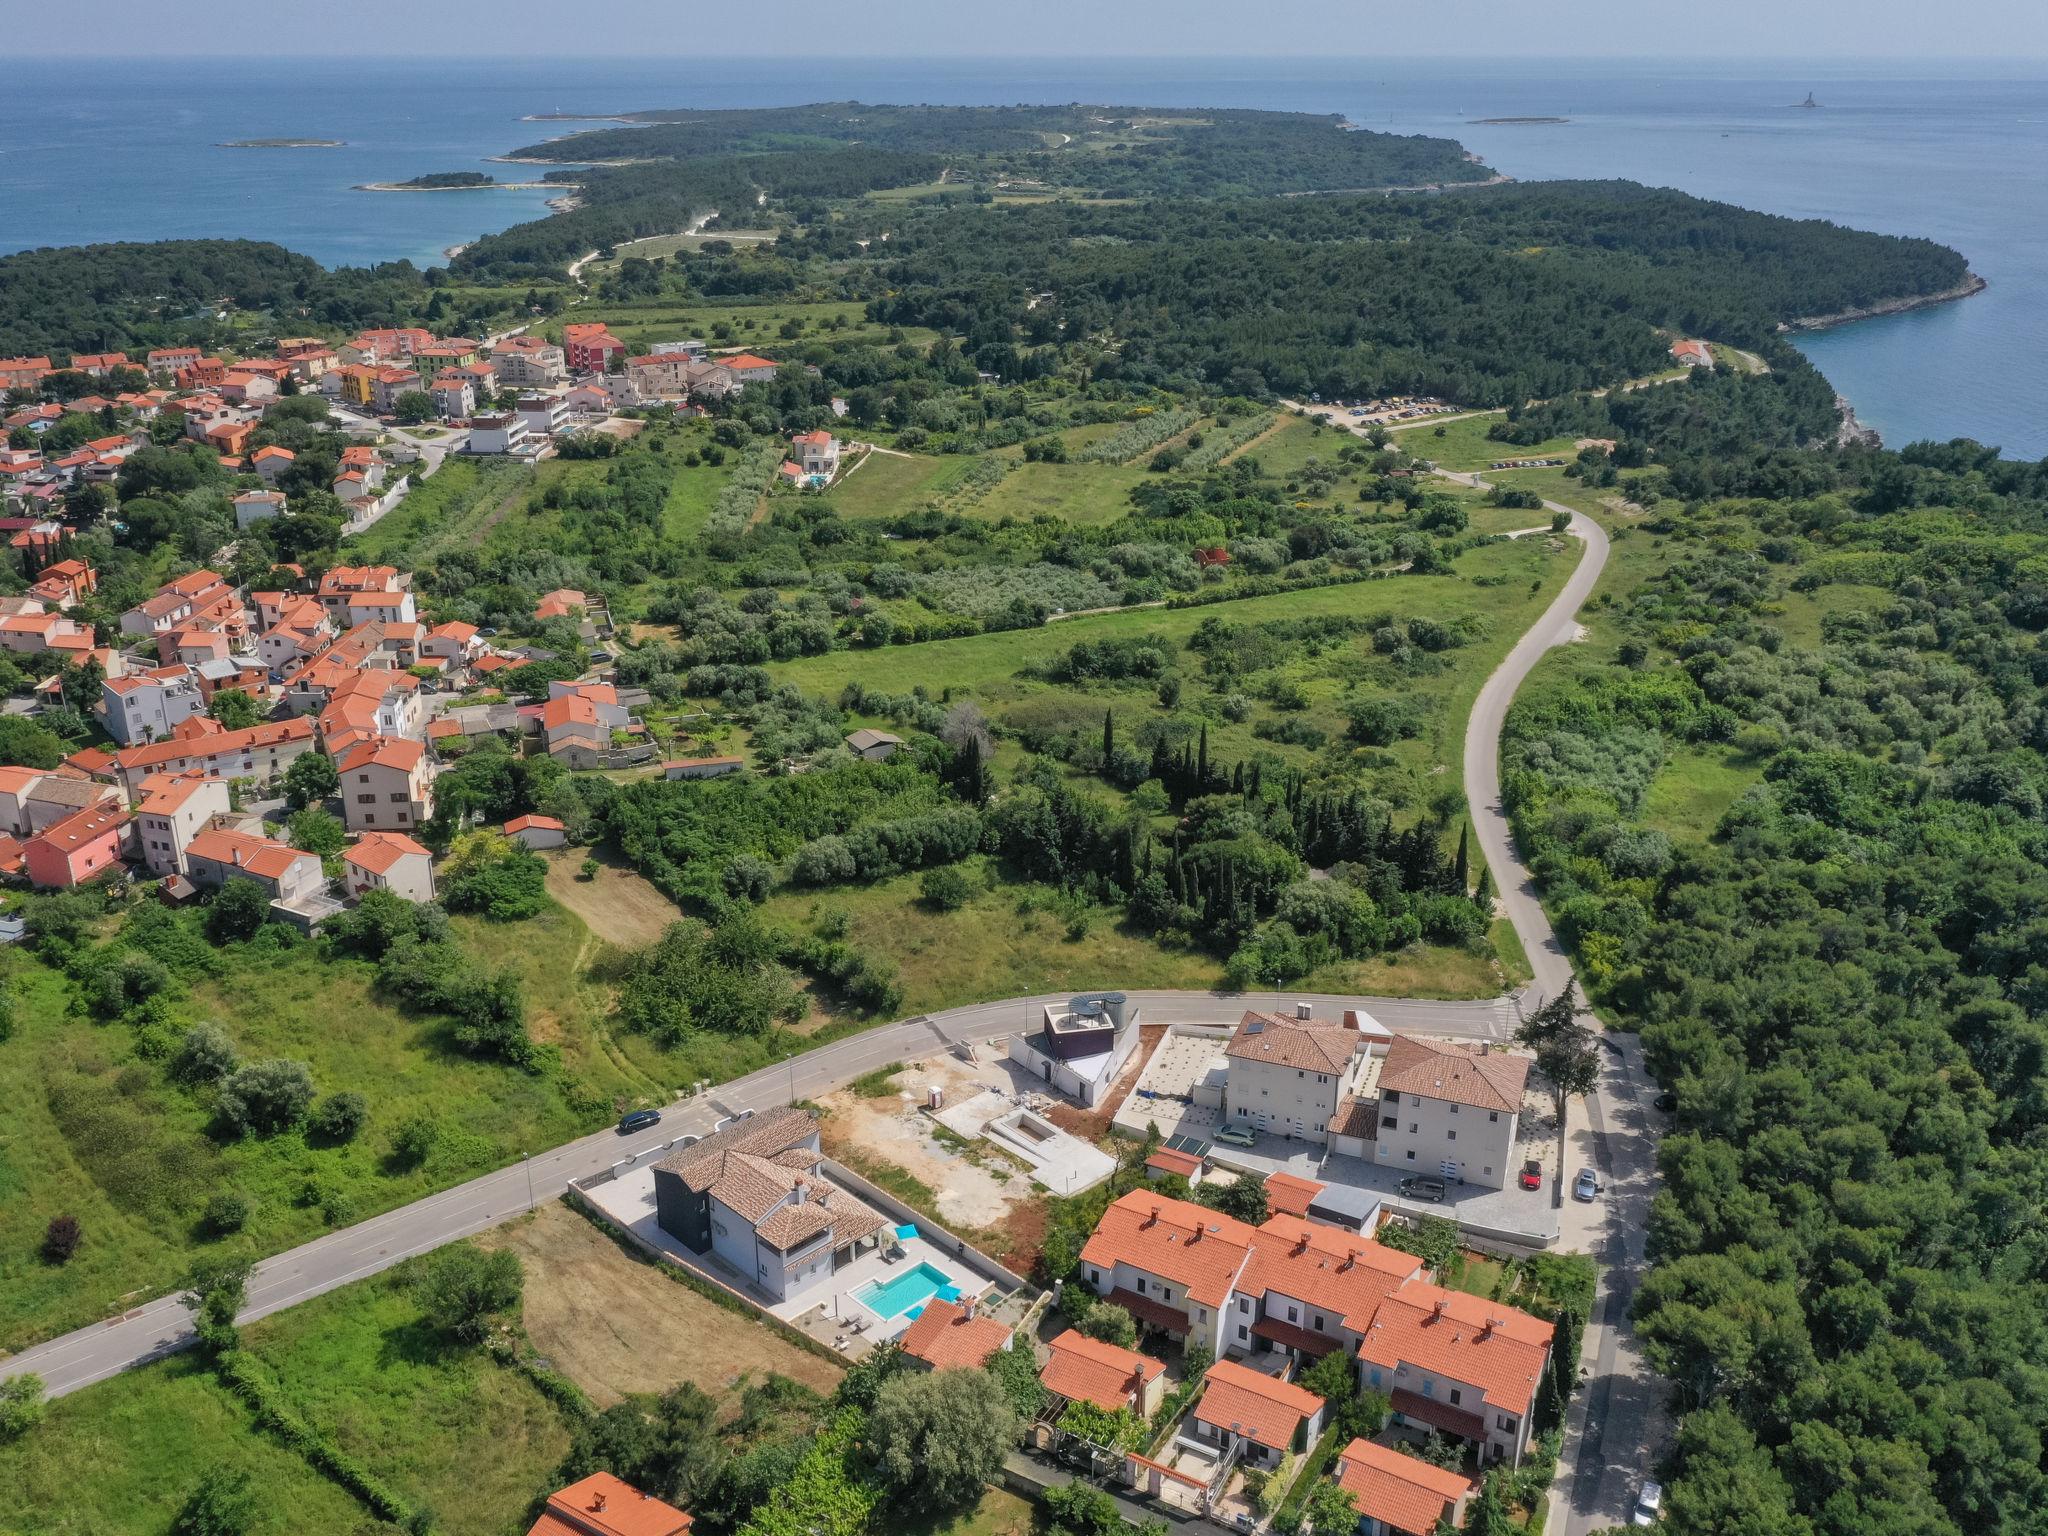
[18,0,2048,59]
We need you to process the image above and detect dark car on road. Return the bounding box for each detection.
[1520,1159,1544,1190]
[1398,1175,1447,1203]
[617,1108,662,1134]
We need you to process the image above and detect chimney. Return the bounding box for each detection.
[1294,1232,1310,1256]
[1341,1250,1358,1272]
[1295,1002,1313,1021]
[592,1492,608,1513]
[965,1295,979,1320]
[1432,1298,1447,1321]
[1479,1042,1491,1055]
[1187,1224,1201,1245]
[1148,1204,1161,1226]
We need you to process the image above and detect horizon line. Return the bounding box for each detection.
[13,49,2048,62]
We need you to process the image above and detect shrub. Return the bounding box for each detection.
[392,1113,440,1167]
[206,878,273,942]
[41,1215,81,1264]
[415,1242,524,1343]
[1076,1301,1137,1349]
[171,1021,239,1084]
[0,1375,45,1441]
[203,1190,251,1235]
[920,865,973,911]
[215,1059,316,1138]
[307,1091,368,1144]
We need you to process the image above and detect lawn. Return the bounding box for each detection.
[968,457,1151,527]
[343,456,527,566]
[0,1251,579,1536]
[826,449,972,520]
[0,898,653,1353]
[1640,743,1764,846]
[1393,412,1584,474]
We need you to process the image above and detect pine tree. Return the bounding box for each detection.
[1473,865,1494,910]
[1454,823,1470,893]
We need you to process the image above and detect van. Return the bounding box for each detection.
[1398,1175,1447,1203]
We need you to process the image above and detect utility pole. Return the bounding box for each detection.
[523,1150,534,1208]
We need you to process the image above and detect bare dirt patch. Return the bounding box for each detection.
[544,849,681,950]
[1039,1023,1164,1143]
[484,1203,842,1408]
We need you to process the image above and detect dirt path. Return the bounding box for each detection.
[544,849,682,949]
[484,1204,841,1408]
[1218,416,1290,465]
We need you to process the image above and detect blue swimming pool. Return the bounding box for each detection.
[853,1261,955,1320]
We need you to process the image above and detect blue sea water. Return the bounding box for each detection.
[2,57,2043,456]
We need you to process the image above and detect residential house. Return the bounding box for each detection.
[790,430,840,480]
[1039,1329,1167,1417]
[515,391,571,439]
[0,357,54,390]
[100,666,208,746]
[316,565,408,622]
[1356,1280,1553,1466]
[1223,1214,1420,1367]
[411,340,480,380]
[251,445,297,484]
[566,381,615,415]
[844,728,902,761]
[317,667,424,752]
[28,559,95,610]
[1223,1008,1378,1146]
[219,370,278,405]
[258,595,334,674]
[233,489,287,529]
[466,413,530,456]
[173,357,227,389]
[1078,1190,1259,1356]
[625,354,692,399]
[1671,339,1714,368]
[562,323,625,373]
[1371,1036,1529,1190]
[1187,1359,1326,1470]
[146,346,204,376]
[102,716,318,797]
[68,351,130,378]
[526,1472,692,1536]
[335,735,433,833]
[1145,1147,1204,1185]
[1330,1438,1475,1536]
[543,680,629,766]
[183,824,324,906]
[505,813,568,850]
[342,831,435,904]
[370,367,423,415]
[534,588,587,622]
[721,354,780,388]
[898,1296,1012,1371]
[491,336,567,388]
[421,620,483,671]
[0,606,94,657]
[23,804,130,889]
[133,772,234,877]
[0,765,47,836]
[429,372,476,420]
[649,1106,890,1304]
[21,773,120,833]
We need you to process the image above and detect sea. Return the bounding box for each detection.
[3,56,2044,458]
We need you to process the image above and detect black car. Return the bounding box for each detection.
[617,1108,662,1134]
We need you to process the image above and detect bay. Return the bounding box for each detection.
[2,56,2041,456]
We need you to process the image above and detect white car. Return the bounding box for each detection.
[1633,1480,1663,1526]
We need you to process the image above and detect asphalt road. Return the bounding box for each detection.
[1440,471,1671,1535]
[1,989,1516,1400]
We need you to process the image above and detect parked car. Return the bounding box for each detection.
[1633,1480,1663,1526]
[1653,1090,1678,1113]
[1213,1123,1259,1148]
[1520,1159,1544,1191]
[1398,1175,1447,1203]
[617,1108,662,1134]
[1574,1168,1600,1202]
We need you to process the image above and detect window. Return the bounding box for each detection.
[1448,1130,1457,1142]
[356,793,374,804]
[1449,1388,1462,1406]
[1312,1314,1324,1331]
[1489,1111,1500,1122]
[1238,1324,1248,1341]
[1497,1415,1517,1433]
[1088,1267,1102,1286]
[1406,1150,1416,1161]
[358,773,370,783]
[1411,1094,1422,1107]
[1298,1069,1305,1079]
[1287,1305,1298,1323]
[1409,1123,1418,1134]
[1484,1166,1493,1176]
[1161,1288,1173,1303]
[1368,1368,1382,1389]
[1239,1297,1251,1313]
[1134,1277,1146,1294]
[1382,1115,1399,1131]
[388,792,406,802]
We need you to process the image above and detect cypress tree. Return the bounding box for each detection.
[1454,823,1470,892]
[1474,865,1494,910]
[1102,708,1115,769]
[1196,724,1209,789]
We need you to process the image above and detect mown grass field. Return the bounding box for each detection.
[0,900,655,1352]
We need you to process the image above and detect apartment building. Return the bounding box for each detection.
[1370,1036,1529,1191]
[1223,1009,1378,1145]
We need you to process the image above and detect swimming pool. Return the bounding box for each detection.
[853,1261,955,1320]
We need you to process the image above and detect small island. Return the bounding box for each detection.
[394,171,496,189]
[1472,116,1571,125]
[218,137,345,149]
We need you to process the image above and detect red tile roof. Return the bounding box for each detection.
[1377,1037,1529,1114]
[1039,1329,1166,1413]
[345,831,430,874]
[1193,1359,1323,1451]
[1263,1171,1324,1219]
[1079,1190,1258,1309]
[1358,1281,1554,1418]
[1146,1147,1202,1179]
[1332,1438,1472,1536]
[898,1298,1011,1371]
[527,1473,692,1536]
[1226,1012,1358,1073]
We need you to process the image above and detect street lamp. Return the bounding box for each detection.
[522,1150,534,1208]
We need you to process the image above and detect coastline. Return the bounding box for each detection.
[354,180,577,193]
[1780,272,1988,332]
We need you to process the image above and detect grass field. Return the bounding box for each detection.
[968,456,1151,526]
[1640,743,1763,846]
[0,899,655,1352]
[559,298,922,351]
[826,449,972,519]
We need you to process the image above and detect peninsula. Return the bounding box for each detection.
[1473,115,1571,125]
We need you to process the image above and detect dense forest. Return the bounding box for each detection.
[1497,422,2048,1535]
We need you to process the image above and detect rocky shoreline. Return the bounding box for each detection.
[1780,272,1987,332]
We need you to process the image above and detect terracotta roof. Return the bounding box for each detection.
[1239,1216,1420,1336]
[528,1472,692,1536]
[1328,1093,1378,1140]
[31,803,128,853]
[186,826,306,882]
[1358,1281,1554,1419]
[345,831,429,874]
[1146,1147,1202,1178]
[1079,1190,1258,1309]
[111,717,315,774]
[1193,1359,1324,1451]
[1377,1037,1529,1114]
[898,1299,1010,1370]
[335,736,426,775]
[1249,1315,1343,1358]
[1388,1387,1487,1445]
[505,814,566,834]
[1040,1329,1166,1413]
[137,771,222,816]
[1264,1171,1324,1219]
[1226,1013,1357,1074]
[1333,1438,1472,1536]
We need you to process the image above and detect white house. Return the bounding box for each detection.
[233,489,287,530]
[504,813,567,850]
[133,771,233,877]
[100,667,208,746]
[1223,1008,1379,1146]
[342,832,436,904]
[466,413,530,456]
[1370,1036,1529,1190]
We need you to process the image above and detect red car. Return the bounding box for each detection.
[1519,1159,1544,1190]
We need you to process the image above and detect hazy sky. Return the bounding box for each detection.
[21,0,2048,58]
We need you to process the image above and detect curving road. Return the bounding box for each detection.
[1441,471,1670,1536]
[1,990,1518,1400]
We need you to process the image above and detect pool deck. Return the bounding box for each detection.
[577,1159,981,1345]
